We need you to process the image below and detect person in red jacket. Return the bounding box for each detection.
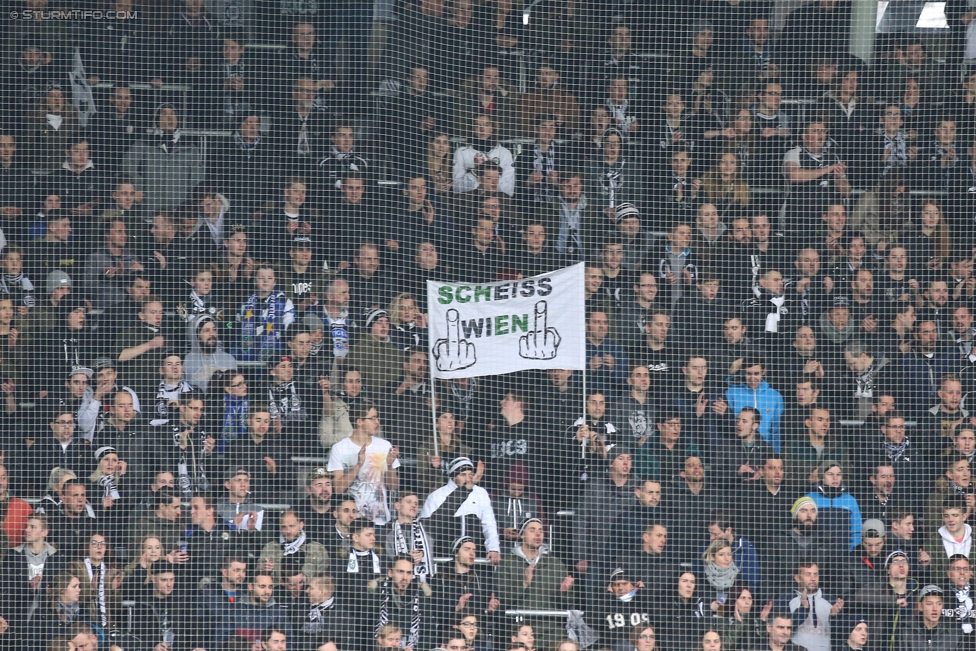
[0,463,33,549]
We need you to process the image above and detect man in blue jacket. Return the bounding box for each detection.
[726,358,785,452]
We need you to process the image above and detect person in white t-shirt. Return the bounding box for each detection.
[327,399,400,525]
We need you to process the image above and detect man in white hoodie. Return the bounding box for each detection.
[420,457,500,563]
[923,496,973,580]
[452,115,515,197]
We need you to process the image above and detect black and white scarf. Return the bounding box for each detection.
[392,521,434,579]
[84,558,108,627]
[304,596,336,631]
[297,113,311,156]
[882,131,908,175]
[883,436,909,463]
[607,98,631,131]
[602,159,625,209]
[153,129,183,155]
[854,363,882,399]
[281,531,306,556]
[234,130,260,153]
[346,548,381,574]
[532,143,555,203]
[376,584,422,649]
[98,473,120,500]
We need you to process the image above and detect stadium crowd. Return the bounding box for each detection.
[7,1,976,651]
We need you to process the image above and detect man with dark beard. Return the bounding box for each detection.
[292,468,334,544]
[183,314,237,392]
[769,496,850,598]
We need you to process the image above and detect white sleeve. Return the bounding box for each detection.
[453,147,478,194]
[421,484,453,519]
[77,395,101,441]
[782,147,801,178]
[326,442,345,472]
[479,492,501,553]
[281,298,297,329]
[497,147,516,197]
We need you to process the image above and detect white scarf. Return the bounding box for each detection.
[84,558,108,627]
[392,520,434,578]
[281,531,306,556]
[346,548,381,574]
[46,113,64,130]
[99,474,120,500]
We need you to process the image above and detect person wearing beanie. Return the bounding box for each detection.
[834,615,869,650]
[576,444,635,607]
[496,518,574,650]
[614,203,653,273]
[853,549,919,647]
[420,457,500,561]
[806,462,863,551]
[429,536,494,631]
[897,584,964,650]
[183,313,238,391]
[848,519,888,585]
[346,305,400,398]
[768,495,851,598]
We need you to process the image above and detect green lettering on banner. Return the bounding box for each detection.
[511,313,529,333]
[456,286,473,303]
[495,314,509,336]
[437,286,454,305]
[473,286,492,302]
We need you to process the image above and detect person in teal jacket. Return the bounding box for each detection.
[806,460,864,551]
[725,359,785,452]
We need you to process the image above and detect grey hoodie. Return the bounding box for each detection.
[183,314,237,391]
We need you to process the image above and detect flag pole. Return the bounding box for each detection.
[581,362,586,461]
[430,372,439,458]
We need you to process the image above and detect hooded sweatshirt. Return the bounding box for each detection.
[725,379,785,453]
[808,484,864,551]
[183,314,238,391]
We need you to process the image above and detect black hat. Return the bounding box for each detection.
[452,536,475,555]
[225,466,250,481]
[518,518,543,536]
[608,567,634,584]
[918,584,944,599]
[446,457,475,477]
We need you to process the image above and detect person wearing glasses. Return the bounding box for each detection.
[453,615,492,651]
[327,399,399,526]
[29,405,94,496]
[63,533,121,632]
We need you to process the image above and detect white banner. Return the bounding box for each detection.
[427,263,586,379]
